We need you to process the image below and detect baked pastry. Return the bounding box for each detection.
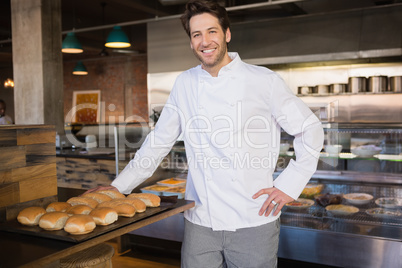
[96,190,126,199]
[89,207,118,225]
[97,201,136,217]
[67,197,99,209]
[66,205,93,215]
[127,193,161,207]
[39,212,69,231]
[64,215,96,235]
[46,202,72,212]
[17,206,46,226]
[116,198,146,213]
[82,192,112,203]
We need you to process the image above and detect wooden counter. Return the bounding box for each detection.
[0,199,194,268]
[56,148,131,189]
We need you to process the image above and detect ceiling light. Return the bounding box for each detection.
[4,78,14,88]
[105,26,131,48]
[62,32,83,53]
[73,61,88,75]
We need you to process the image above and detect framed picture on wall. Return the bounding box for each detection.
[72,90,101,123]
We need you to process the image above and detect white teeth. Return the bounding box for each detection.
[202,49,215,53]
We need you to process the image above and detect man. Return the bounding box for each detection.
[0,99,13,125]
[88,0,323,267]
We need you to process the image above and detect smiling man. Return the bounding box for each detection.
[86,0,324,267]
[188,12,231,76]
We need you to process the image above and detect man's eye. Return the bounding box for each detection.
[193,34,200,38]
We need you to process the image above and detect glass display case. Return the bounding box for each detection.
[276,123,402,267]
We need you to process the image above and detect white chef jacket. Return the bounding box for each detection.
[112,52,324,231]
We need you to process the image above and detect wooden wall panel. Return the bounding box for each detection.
[25,144,56,167]
[0,129,17,147]
[0,146,26,171]
[17,128,55,145]
[19,176,58,203]
[0,170,12,184]
[11,163,57,183]
[0,125,57,214]
[0,183,19,207]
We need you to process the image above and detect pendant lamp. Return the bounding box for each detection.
[105,26,131,48]
[73,61,88,75]
[62,32,83,53]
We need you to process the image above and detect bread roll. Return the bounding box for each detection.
[96,190,126,199]
[82,192,112,203]
[39,212,69,231]
[97,201,136,217]
[127,193,161,207]
[115,198,146,213]
[67,196,99,208]
[17,207,46,226]
[64,215,96,235]
[46,202,72,212]
[66,205,93,215]
[89,207,118,225]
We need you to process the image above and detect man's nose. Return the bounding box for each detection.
[201,35,211,46]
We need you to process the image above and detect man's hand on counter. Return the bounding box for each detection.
[81,185,119,195]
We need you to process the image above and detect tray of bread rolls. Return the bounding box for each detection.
[0,190,178,243]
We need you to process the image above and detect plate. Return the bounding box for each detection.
[285,198,314,210]
[366,208,402,219]
[351,145,382,158]
[326,204,359,216]
[375,197,402,209]
[157,178,187,187]
[343,193,373,205]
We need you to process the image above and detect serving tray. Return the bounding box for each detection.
[0,200,176,243]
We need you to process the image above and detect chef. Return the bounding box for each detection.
[86,0,324,267]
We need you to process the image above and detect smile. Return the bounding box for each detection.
[202,48,216,53]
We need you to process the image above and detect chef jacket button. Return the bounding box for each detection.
[200,80,204,83]
[198,105,203,109]
[206,176,211,181]
[232,177,236,181]
[230,103,235,107]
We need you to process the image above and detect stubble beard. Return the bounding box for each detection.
[192,42,228,70]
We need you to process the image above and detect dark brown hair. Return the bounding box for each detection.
[180,0,230,38]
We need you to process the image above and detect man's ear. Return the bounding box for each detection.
[190,41,193,49]
[226,28,231,43]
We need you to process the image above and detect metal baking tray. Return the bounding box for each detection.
[0,200,177,243]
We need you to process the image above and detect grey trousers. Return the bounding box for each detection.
[181,219,280,268]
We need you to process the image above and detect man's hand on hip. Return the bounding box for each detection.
[252,187,294,217]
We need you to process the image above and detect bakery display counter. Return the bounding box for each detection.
[276,172,402,267]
